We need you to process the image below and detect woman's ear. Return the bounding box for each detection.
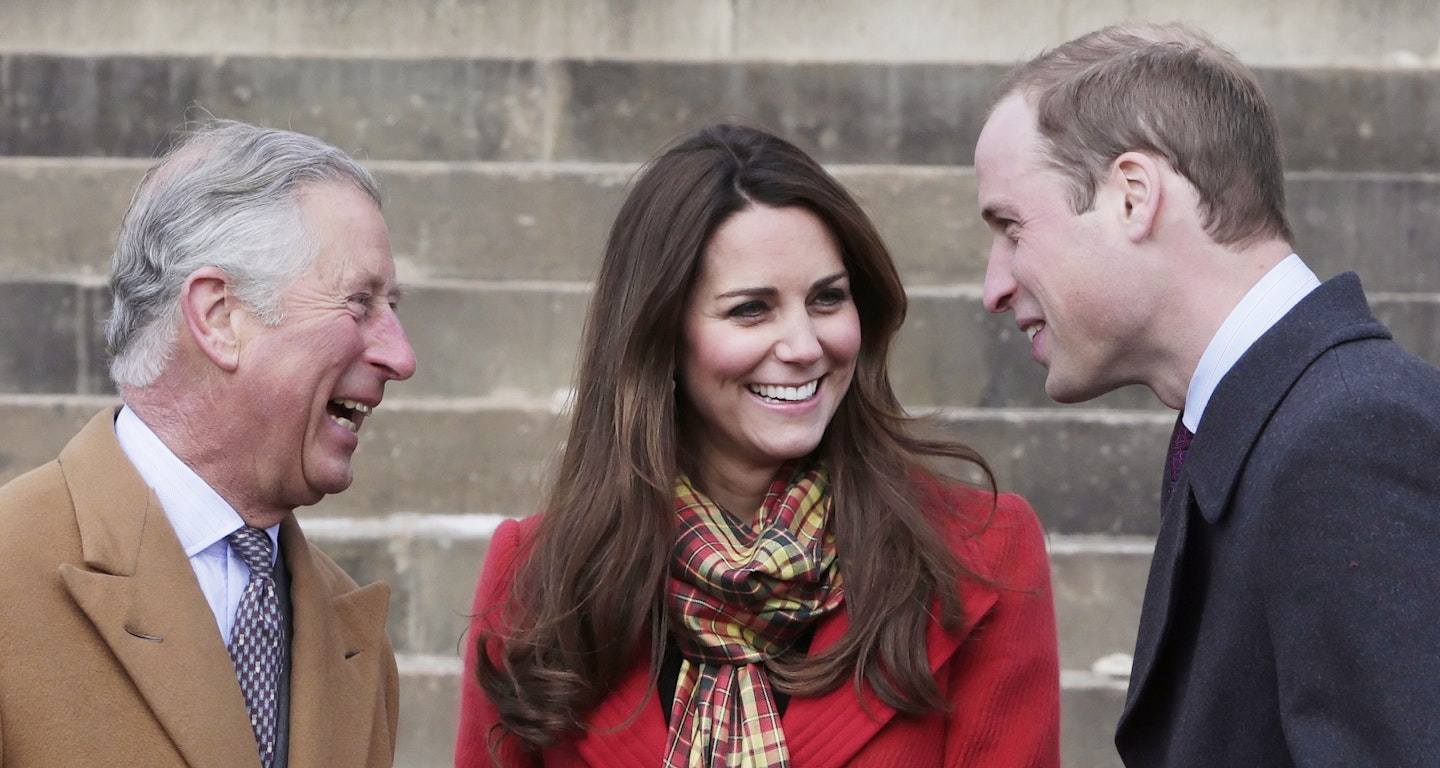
[179,266,243,372]
[1109,151,1164,242]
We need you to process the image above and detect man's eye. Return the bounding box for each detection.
[347,294,375,315]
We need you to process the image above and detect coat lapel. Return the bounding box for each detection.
[1117,458,1193,729]
[58,408,259,768]
[784,582,998,768]
[281,517,394,768]
[1120,273,1392,731]
[568,589,996,768]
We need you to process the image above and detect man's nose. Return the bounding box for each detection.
[368,310,417,381]
[982,244,1017,314]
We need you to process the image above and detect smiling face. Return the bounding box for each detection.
[230,181,416,520]
[678,204,860,506]
[976,93,1160,403]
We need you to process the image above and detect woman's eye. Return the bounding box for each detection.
[814,287,849,307]
[727,300,767,319]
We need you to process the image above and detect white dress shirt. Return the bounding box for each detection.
[114,406,281,643]
[1183,253,1322,432]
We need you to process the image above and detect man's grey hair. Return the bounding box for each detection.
[106,119,382,389]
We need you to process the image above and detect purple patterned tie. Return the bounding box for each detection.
[227,526,282,768]
[1167,420,1195,490]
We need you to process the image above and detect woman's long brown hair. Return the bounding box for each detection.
[477,123,996,753]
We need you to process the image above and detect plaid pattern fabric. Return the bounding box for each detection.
[663,463,844,768]
[227,526,283,768]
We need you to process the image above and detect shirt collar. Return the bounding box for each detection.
[114,406,278,561]
[1184,253,1321,432]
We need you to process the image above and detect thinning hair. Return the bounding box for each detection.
[106,118,381,388]
[994,22,1293,247]
[478,123,996,753]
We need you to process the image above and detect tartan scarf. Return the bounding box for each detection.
[662,462,845,768]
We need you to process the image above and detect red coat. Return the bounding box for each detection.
[456,484,1060,767]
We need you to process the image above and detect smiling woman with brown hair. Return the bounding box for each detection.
[455,123,1060,768]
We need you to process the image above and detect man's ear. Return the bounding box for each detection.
[179,266,243,372]
[1109,151,1164,242]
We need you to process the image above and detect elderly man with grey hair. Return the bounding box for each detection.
[0,120,415,767]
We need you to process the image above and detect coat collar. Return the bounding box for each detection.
[60,408,261,768]
[282,515,394,768]
[1185,272,1390,525]
[570,568,1000,768]
[1120,273,1390,731]
[58,407,392,768]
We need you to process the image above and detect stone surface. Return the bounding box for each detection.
[397,283,589,400]
[396,664,463,768]
[311,528,490,657]
[1370,297,1440,365]
[378,163,630,282]
[1291,173,1440,292]
[1062,682,1129,768]
[4,0,1437,67]
[930,411,1172,537]
[0,399,111,482]
[1049,544,1152,671]
[5,57,1440,172]
[8,161,1440,292]
[305,405,566,518]
[0,282,84,395]
[0,55,552,161]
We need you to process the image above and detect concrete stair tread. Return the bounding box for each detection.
[4,158,1440,290]
[3,0,1438,70]
[2,56,1440,172]
[3,5,1436,766]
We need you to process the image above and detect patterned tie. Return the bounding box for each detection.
[227,526,283,768]
[1167,419,1195,490]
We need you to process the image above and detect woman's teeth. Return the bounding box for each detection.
[1026,323,1044,342]
[749,381,819,402]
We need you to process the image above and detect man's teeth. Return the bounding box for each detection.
[329,398,372,434]
[331,414,359,433]
[749,381,819,402]
[1025,323,1044,342]
[333,398,373,415]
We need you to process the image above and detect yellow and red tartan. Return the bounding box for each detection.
[663,463,845,768]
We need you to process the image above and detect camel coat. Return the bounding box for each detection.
[0,408,399,767]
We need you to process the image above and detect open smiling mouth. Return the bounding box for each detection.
[327,398,372,433]
[748,380,819,403]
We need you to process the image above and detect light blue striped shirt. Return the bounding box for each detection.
[114,406,281,643]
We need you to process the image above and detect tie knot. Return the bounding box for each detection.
[227,526,275,578]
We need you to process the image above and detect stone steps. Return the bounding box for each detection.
[1,271,1435,412]
[3,2,1437,764]
[3,0,1438,68]
[5,158,1440,286]
[3,55,1440,172]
